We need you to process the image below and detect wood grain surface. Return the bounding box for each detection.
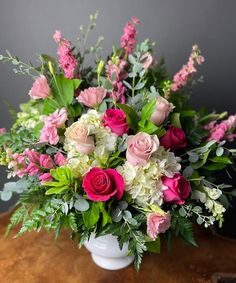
[0,211,235,283]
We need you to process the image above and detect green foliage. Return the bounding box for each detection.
[117,103,139,131]
[146,237,161,253]
[82,202,100,229]
[44,166,75,195]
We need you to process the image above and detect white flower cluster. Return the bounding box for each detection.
[64,110,117,177]
[192,186,226,222]
[117,148,181,206]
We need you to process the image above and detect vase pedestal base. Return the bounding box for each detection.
[91,253,134,270]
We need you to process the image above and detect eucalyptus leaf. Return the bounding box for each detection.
[74,199,89,212]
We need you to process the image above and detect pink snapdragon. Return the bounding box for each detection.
[24,149,40,163]
[8,153,27,178]
[205,115,236,142]
[171,45,204,92]
[27,163,41,176]
[53,30,78,79]
[39,154,54,169]
[121,17,140,54]
[54,151,67,166]
[39,173,53,183]
[0,128,6,134]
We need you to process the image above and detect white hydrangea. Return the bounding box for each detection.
[79,109,103,134]
[117,160,166,206]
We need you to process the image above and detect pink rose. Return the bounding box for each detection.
[29,75,51,99]
[103,109,129,136]
[77,87,106,108]
[44,108,68,128]
[162,173,190,205]
[40,126,59,145]
[147,212,171,240]
[140,52,154,69]
[160,126,187,150]
[82,167,124,202]
[65,123,95,155]
[24,149,40,163]
[39,154,54,169]
[0,128,6,134]
[27,163,41,176]
[39,173,53,183]
[54,151,67,166]
[126,132,159,166]
[150,96,174,126]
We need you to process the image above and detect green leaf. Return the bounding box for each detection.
[45,186,69,195]
[43,98,59,115]
[209,156,232,165]
[74,198,89,212]
[138,120,158,134]
[82,202,100,229]
[117,103,139,130]
[170,113,181,128]
[192,150,211,169]
[203,163,227,171]
[140,99,156,121]
[146,237,161,253]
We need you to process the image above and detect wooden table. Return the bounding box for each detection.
[0,211,235,283]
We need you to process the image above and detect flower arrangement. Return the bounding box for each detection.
[0,12,236,270]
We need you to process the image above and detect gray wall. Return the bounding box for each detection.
[0,0,236,210]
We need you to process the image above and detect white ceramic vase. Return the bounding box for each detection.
[84,234,134,270]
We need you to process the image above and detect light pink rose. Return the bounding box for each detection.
[39,173,53,183]
[40,126,59,145]
[27,163,41,176]
[65,123,95,155]
[24,149,40,163]
[126,132,159,166]
[54,151,67,166]
[77,87,106,108]
[150,96,174,126]
[29,75,51,100]
[140,52,154,69]
[39,154,54,169]
[0,128,6,134]
[44,108,68,128]
[147,212,171,240]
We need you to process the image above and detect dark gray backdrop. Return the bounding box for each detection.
[0,0,236,211]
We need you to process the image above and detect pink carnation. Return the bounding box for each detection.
[54,31,78,79]
[40,126,59,145]
[121,17,140,54]
[43,108,68,128]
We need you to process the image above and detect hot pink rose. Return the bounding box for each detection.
[0,128,6,134]
[147,212,171,240]
[160,126,187,150]
[126,132,159,166]
[39,173,53,183]
[44,108,68,128]
[150,96,174,126]
[24,149,40,163]
[77,87,106,108]
[39,154,54,169]
[27,163,41,176]
[40,126,59,145]
[140,52,154,69]
[103,109,129,136]
[28,75,51,100]
[162,174,190,205]
[82,167,124,202]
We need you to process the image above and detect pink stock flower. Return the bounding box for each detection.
[126,132,159,166]
[103,109,129,136]
[40,126,59,145]
[106,58,127,83]
[171,45,204,92]
[43,108,68,128]
[39,173,53,183]
[121,17,140,54]
[54,31,78,79]
[82,167,124,202]
[0,128,6,134]
[27,163,41,176]
[147,212,171,240]
[108,82,126,103]
[9,153,27,178]
[162,174,190,205]
[150,96,174,126]
[24,149,40,163]
[39,154,54,169]
[54,151,67,166]
[28,75,51,100]
[77,87,106,108]
[140,52,154,69]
